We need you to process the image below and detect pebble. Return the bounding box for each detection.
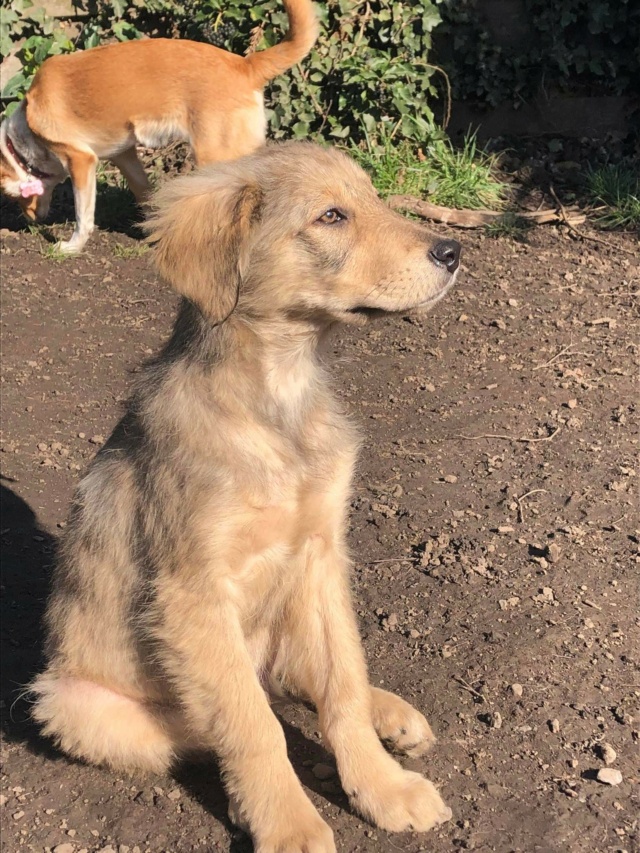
[488,711,502,729]
[12,810,24,820]
[545,543,561,563]
[510,683,523,698]
[89,434,105,445]
[597,743,617,765]
[386,613,398,628]
[54,845,75,853]
[597,767,622,786]
[312,763,336,780]
[167,788,181,801]
[0,794,7,806]
[549,718,561,733]
[442,474,457,483]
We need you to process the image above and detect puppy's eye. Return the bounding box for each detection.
[316,208,345,225]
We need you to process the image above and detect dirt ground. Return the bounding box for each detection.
[0,198,638,853]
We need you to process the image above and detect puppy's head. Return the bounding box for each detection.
[146,142,461,326]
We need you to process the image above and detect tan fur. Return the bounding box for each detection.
[0,0,318,254]
[31,142,460,852]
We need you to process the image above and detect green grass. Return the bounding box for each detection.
[113,242,149,259]
[40,242,70,261]
[349,125,506,211]
[585,164,640,230]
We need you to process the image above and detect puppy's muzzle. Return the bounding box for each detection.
[430,239,461,274]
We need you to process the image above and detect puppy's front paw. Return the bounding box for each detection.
[255,810,335,853]
[350,762,451,833]
[371,687,436,757]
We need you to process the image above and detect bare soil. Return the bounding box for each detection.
[1,206,638,853]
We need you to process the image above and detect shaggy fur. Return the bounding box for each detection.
[31,142,461,853]
[0,0,317,254]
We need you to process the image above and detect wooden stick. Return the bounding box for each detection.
[453,427,561,444]
[388,195,586,229]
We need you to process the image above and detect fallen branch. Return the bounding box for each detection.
[549,185,637,256]
[388,195,586,229]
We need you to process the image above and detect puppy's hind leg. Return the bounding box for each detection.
[31,671,175,773]
[110,147,151,205]
[54,147,98,254]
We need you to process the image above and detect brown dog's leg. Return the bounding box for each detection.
[279,536,452,833]
[51,146,98,254]
[110,147,151,204]
[155,587,335,853]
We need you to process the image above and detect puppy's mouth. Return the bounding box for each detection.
[347,271,459,319]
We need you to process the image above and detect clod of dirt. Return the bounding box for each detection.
[510,683,524,698]
[549,719,561,733]
[597,743,617,765]
[596,768,623,786]
[312,763,336,780]
[89,434,105,445]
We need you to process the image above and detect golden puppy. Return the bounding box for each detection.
[31,142,461,852]
[0,0,317,254]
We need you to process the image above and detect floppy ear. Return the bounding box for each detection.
[145,172,262,323]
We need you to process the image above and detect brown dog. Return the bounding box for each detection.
[31,142,461,852]
[0,0,317,254]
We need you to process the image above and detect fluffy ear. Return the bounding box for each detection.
[145,172,262,323]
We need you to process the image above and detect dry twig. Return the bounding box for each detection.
[515,489,548,523]
[549,185,637,256]
[453,427,561,444]
[452,676,487,703]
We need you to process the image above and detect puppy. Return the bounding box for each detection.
[31,142,461,852]
[0,0,317,254]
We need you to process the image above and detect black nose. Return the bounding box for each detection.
[430,239,461,273]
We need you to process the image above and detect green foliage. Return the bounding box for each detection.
[585,165,640,230]
[437,0,640,106]
[350,126,505,210]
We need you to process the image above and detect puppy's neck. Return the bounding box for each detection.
[161,300,333,426]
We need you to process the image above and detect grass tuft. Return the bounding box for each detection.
[349,124,506,211]
[113,242,149,259]
[585,164,640,230]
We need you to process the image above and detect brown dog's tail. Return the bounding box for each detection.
[245,0,318,85]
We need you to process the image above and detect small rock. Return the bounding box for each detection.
[89,434,105,445]
[167,788,181,801]
[489,711,502,729]
[12,810,24,820]
[37,442,48,452]
[497,525,514,535]
[0,794,7,806]
[409,629,420,639]
[386,613,398,628]
[510,683,523,698]
[597,767,622,786]
[442,474,457,483]
[545,543,561,563]
[312,763,336,780]
[549,718,561,733]
[498,596,520,611]
[597,743,617,765]
[77,432,86,439]
[54,845,75,853]
[567,399,578,409]
[491,318,507,330]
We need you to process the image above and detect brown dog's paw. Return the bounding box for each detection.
[350,765,452,833]
[370,687,436,757]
